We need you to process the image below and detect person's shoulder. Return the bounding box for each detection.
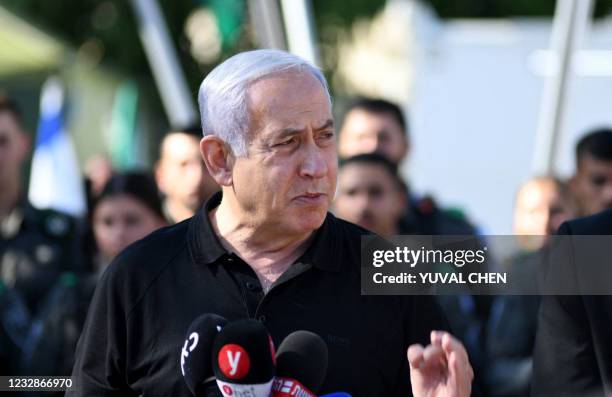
[96,219,191,308]
[559,209,612,235]
[106,219,190,276]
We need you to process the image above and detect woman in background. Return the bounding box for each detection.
[91,171,167,273]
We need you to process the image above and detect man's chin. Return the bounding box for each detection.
[290,209,328,232]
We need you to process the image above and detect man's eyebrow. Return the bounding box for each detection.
[315,119,334,131]
[275,119,334,139]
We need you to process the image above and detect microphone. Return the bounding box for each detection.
[212,319,276,397]
[181,313,228,397]
[271,330,328,397]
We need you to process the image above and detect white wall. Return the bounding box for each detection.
[407,17,612,234]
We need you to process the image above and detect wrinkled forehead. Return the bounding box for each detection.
[247,69,329,107]
[245,70,333,134]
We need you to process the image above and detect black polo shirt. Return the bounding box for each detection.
[69,193,447,396]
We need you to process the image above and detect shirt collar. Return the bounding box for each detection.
[188,191,341,272]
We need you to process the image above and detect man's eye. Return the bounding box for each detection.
[369,186,384,198]
[591,175,607,187]
[275,138,296,147]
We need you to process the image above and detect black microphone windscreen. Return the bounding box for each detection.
[212,319,276,384]
[181,313,228,396]
[276,330,329,393]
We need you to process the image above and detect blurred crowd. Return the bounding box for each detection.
[1,93,612,396]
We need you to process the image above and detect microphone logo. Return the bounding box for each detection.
[218,344,250,379]
[272,378,316,397]
[221,384,233,396]
[180,332,199,376]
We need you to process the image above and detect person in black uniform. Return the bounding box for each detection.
[532,208,612,396]
[69,49,473,396]
[0,96,80,377]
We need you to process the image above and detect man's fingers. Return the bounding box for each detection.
[430,330,443,346]
[423,344,444,361]
[436,331,470,363]
[449,351,459,378]
[408,343,446,372]
[407,344,425,369]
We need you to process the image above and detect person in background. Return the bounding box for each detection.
[0,95,80,382]
[485,176,576,397]
[0,95,80,312]
[155,126,219,223]
[91,171,167,273]
[333,153,406,236]
[338,97,478,235]
[513,176,576,251]
[569,128,612,217]
[338,98,409,165]
[84,154,113,200]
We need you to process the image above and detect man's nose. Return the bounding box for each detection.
[347,192,368,213]
[299,145,328,179]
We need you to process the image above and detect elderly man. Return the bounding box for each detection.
[70,50,472,396]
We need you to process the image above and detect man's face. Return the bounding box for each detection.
[514,180,574,248]
[229,70,337,235]
[156,133,217,211]
[573,154,612,215]
[0,111,28,188]
[334,162,405,236]
[338,109,408,165]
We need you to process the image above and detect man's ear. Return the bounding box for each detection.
[200,135,234,186]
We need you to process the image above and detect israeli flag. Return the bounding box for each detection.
[28,77,86,217]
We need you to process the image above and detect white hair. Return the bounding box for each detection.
[197,49,331,156]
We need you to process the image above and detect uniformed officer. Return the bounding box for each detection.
[0,96,81,378]
[0,96,79,312]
